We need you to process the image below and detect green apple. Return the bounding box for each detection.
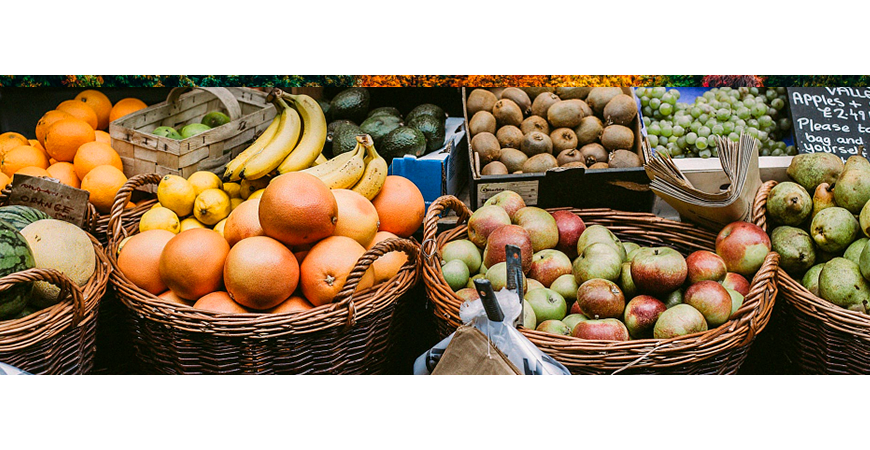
[181,123,212,139]
[152,126,182,139]
[201,111,231,128]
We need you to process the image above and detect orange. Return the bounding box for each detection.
[80,165,127,214]
[118,229,176,295]
[35,110,74,147]
[125,201,136,209]
[158,290,193,307]
[73,141,122,180]
[46,162,80,188]
[109,98,147,123]
[367,231,409,284]
[258,172,338,247]
[44,117,95,162]
[223,198,263,247]
[224,236,300,311]
[74,90,113,130]
[12,166,50,182]
[371,175,425,238]
[268,295,314,314]
[299,235,375,307]
[0,132,28,159]
[95,130,111,145]
[0,172,9,188]
[159,228,230,301]
[1,145,50,177]
[331,189,379,248]
[57,100,99,130]
[193,291,249,314]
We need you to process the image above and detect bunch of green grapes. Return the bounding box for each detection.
[636,86,796,159]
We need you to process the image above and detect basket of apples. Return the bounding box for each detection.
[423,192,779,374]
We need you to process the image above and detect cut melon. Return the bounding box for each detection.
[20,219,95,308]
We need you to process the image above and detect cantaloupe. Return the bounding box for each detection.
[20,219,95,308]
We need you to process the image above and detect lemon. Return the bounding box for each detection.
[139,206,181,234]
[230,197,244,211]
[223,182,242,199]
[187,171,223,196]
[117,236,132,255]
[248,188,266,200]
[193,188,231,226]
[213,218,228,237]
[150,202,163,210]
[180,217,207,232]
[157,175,196,217]
[240,178,269,200]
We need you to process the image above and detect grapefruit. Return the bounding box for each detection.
[223,236,299,310]
[300,235,374,307]
[192,291,249,314]
[371,175,425,238]
[368,231,409,284]
[159,228,230,301]
[158,290,193,306]
[223,198,263,247]
[268,295,314,314]
[332,189,379,248]
[259,172,338,246]
[118,229,175,295]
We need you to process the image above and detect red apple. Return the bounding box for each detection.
[722,272,750,297]
[570,301,583,316]
[551,210,586,259]
[484,191,526,220]
[513,207,559,252]
[683,280,733,327]
[467,205,512,248]
[455,287,480,303]
[715,221,771,278]
[685,250,728,284]
[575,278,625,319]
[528,249,573,287]
[572,318,630,341]
[483,224,533,273]
[653,304,708,339]
[623,295,667,339]
[630,247,687,295]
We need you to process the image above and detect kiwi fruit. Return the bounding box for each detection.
[550,128,578,153]
[561,161,588,169]
[471,132,502,165]
[589,162,610,170]
[555,87,592,100]
[500,88,532,115]
[521,87,555,98]
[600,125,635,151]
[492,99,523,127]
[547,100,589,128]
[609,149,643,168]
[469,111,496,136]
[603,94,638,126]
[531,92,561,118]
[520,131,553,157]
[556,148,585,166]
[586,87,624,116]
[522,153,559,173]
[574,116,604,146]
[496,125,524,149]
[579,143,608,165]
[482,161,509,175]
[521,116,550,135]
[499,148,529,173]
[490,87,506,99]
[467,89,499,116]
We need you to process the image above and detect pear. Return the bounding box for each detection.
[844,237,869,265]
[787,153,844,193]
[811,183,837,220]
[771,226,816,275]
[767,182,812,226]
[802,263,825,297]
[860,199,870,238]
[833,156,870,214]
[819,257,870,311]
[859,241,870,281]
[811,207,860,253]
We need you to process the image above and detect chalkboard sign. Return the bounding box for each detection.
[788,87,870,161]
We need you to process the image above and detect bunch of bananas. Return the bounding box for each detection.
[301,134,388,200]
[223,92,327,182]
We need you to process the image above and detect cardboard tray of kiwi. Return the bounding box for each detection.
[464,87,654,212]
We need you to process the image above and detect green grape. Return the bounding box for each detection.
[750,87,759,95]
[738,87,750,96]
[709,101,721,110]
[703,91,715,100]
[759,115,773,128]
[686,132,698,145]
[766,89,777,100]
[722,121,735,134]
[661,124,673,137]
[676,103,688,111]
[736,107,751,120]
[653,110,663,120]
[695,96,708,104]
[668,89,680,100]
[659,103,674,116]
[729,132,740,142]
[655,145,668,156]
[641,96,650,107]
[743,98,756,108]
[751,103,767,118]
[771,148,784,156]
[672,125,685,137]
[747,119,759,128]
[767,107,777,117]
[690,121,702,133]
[698,126,711,138]
[705,118,718,128]
[761,147,771,156]
[776,87,786,95]
[708,136,719,148]
[648,134,659,147]
[670,145,683,156]
[643,116,651,127]
[643,106,653,117]
[771,98,784,110]
[746,127,759,138]
[698,148,712,158]
[735,125,745,135]
[778,118,791,131]
[735,119,747,128]
[648,123,662,136]
[676,116,692,128]
[758,130,769,141]
[677,136,687,149]
[636,87,647,96]
[786,145,796,155]
[690,107,702,118]
[712,124,725,135]
[698,113,710,124]
[652,87,666,98]
[716,108,731,121]
[650,98,662,110]
[712,148,719,157]
[661,93,675,105]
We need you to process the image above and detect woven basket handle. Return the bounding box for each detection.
[332,237,421,328]
[751,180,777,233]
[107,173,162,248]
[422,195,472,259]
[741,251,780,345]
[166,87,243,121]
[0,268,86,326]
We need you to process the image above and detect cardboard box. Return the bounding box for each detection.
[463,87,655,212]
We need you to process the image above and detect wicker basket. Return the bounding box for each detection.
[753,180,870,373]
[106,176,422,374]
[423,195,780,374]
[109,87,277,179]
[0,236,110,374]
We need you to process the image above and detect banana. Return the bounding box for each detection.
[351,135,388,200]
[302,145,359,178]
[223,113,281,181]
[301,140,365,189]
[312,153,328,166]
[239,99,301,180]
[276,93,328,174]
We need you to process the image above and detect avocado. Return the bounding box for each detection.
[329,88,370,123]
[408,114,446,152]
[405,103,447,123]
[380,126,427,160]
[317,99,332,121]
[367,107,403,120]
[332,122,364,155]
[328,120,356,142]
[360,115,404,148]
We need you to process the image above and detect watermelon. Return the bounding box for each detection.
[0,206,50,232]
[0,219,35,319]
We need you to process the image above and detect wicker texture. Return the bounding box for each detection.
[423,195,779,374]
[107,174,421,374]
[753,180,870,374]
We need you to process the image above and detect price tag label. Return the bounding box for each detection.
[477,180,539,206]
[788,87,870,161]
[8,175,90,228]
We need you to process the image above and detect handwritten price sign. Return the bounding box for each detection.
[8,174,90,228]
[788,87,870,161]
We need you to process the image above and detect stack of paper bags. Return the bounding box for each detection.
[643,133,762,231]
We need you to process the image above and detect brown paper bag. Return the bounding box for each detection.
[431,325,520,375]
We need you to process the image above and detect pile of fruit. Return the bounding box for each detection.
[149,111,232,140]
[0,207,96,320]
[467,87,643,176]
[440,190,770,340]
[0,90,149,214]
[767,153,870,314]
[638,86,795,159]
[324,87,448,160]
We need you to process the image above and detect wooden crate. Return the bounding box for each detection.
[109,87,277,179]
